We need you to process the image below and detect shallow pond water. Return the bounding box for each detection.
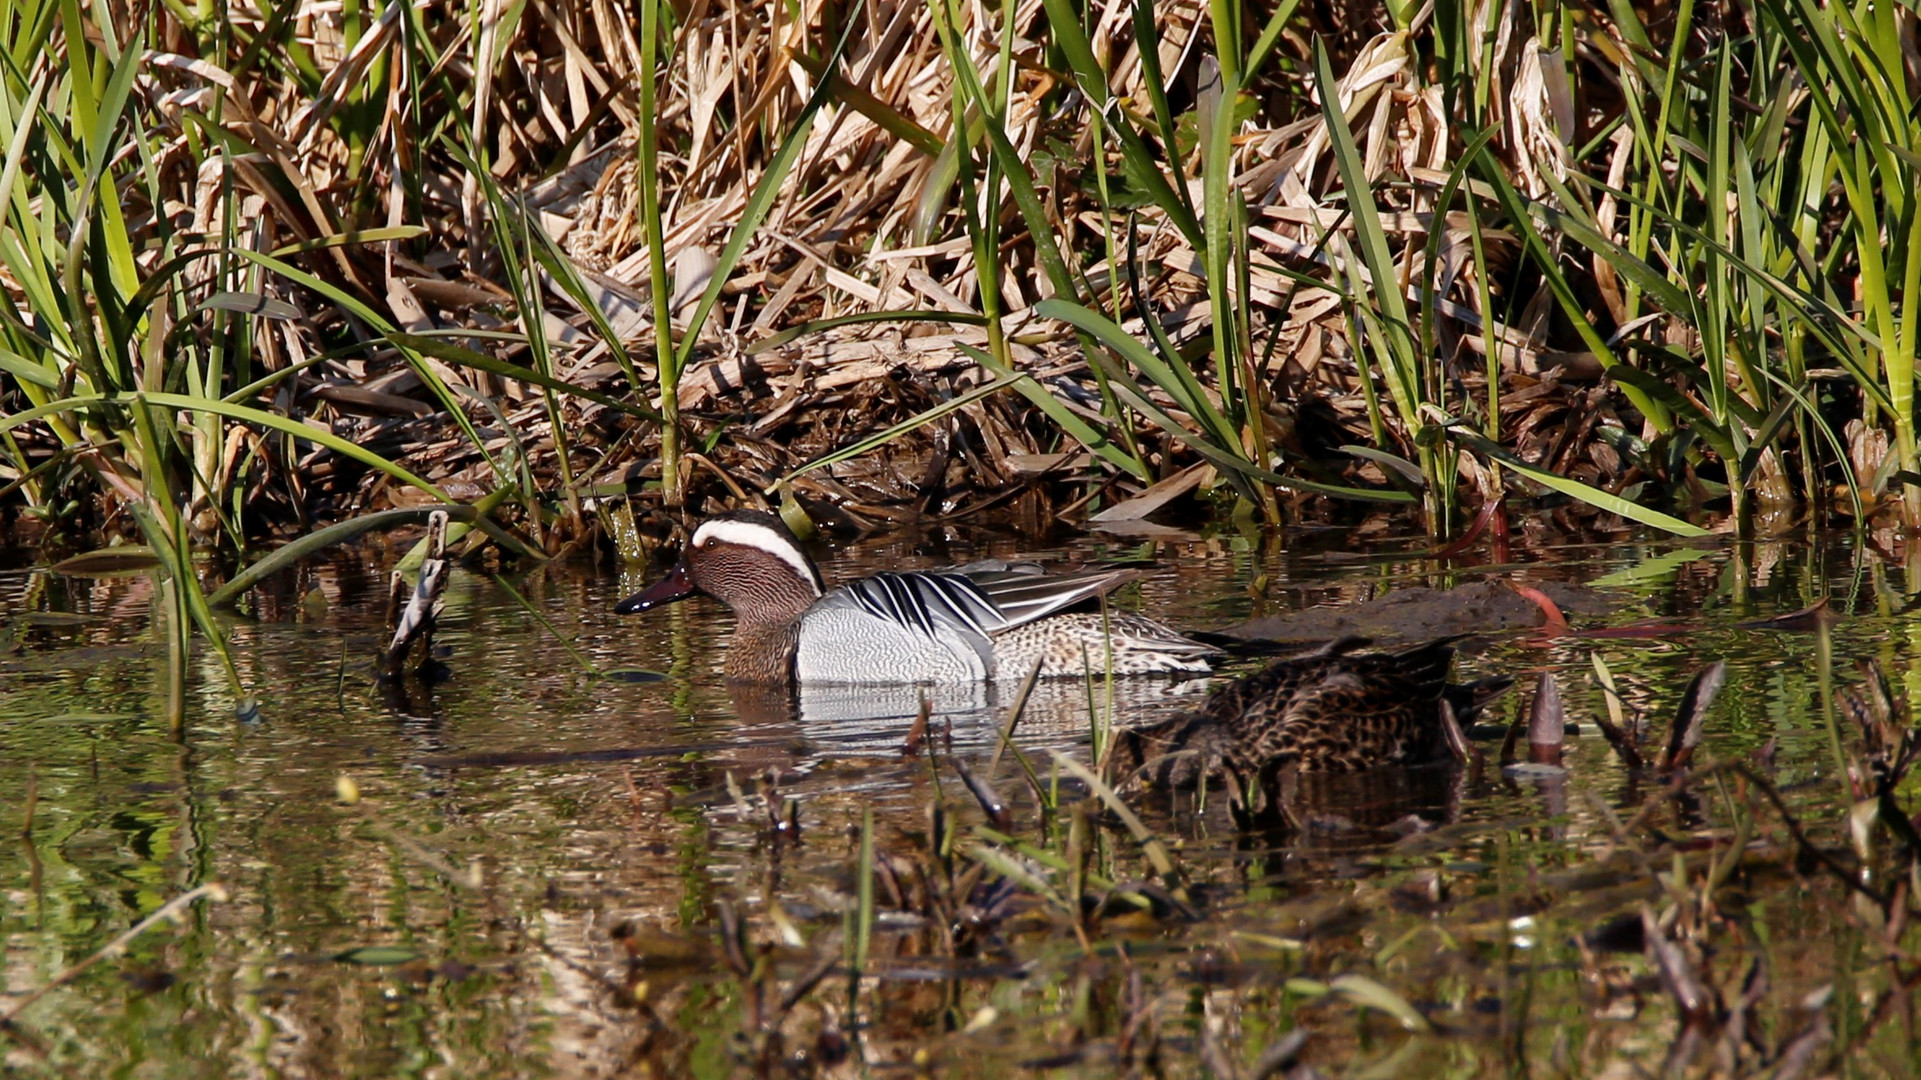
[0,524,1912,1077]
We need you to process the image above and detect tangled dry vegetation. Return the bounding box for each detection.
[537,651,1916,1077]
[3,0,1917,565]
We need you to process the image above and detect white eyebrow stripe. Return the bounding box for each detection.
[692,519,822,594]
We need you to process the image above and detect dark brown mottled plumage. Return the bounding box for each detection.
[1124,637,1512,814]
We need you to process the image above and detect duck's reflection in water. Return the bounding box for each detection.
[1286,762,1470,837]
[1137,760,1477,847]
[725,676,1214,758]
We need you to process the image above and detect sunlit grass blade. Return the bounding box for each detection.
[1474,161,1669,437]
[265,226,432,257]
[671,16,861,377]
[1039,0,1201,247]
[632,11,863,504]
[962,343,1150,480]
[776,368,1033,487]
[1050,751,1179,889]
[225,246,509,479]
[488,572,604,677]
[1035,298,1239,450]
[387,333,661,422]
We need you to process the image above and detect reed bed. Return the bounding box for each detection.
[0,0,1916,579]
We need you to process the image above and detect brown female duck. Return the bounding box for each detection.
[1125,636,1512,814]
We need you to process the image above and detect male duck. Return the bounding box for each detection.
[1125,637,1512,806]
[615,510,1216,685]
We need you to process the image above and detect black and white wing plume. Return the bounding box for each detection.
[832,564,1143,640]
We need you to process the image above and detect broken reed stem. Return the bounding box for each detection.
[0,883,228,1026]
[382,511,451,679]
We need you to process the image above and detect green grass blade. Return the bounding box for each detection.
[387,333,661,421]
[962,343,1149,480]
[227,247,508,475]
[1313,39,1419,420]
[1245,0,1305,79]
[124,392,447,500]
[671,16,859,372]
[1449,428,1710,536]
[777,367,1030,487]
[1039,0,1201,247]
[266,226,432,257]
[1036,297,1239,450]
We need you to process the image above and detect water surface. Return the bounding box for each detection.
[0,526,1905,1077]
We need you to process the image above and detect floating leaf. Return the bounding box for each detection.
[51,546,161,576]
[604,668,668,683]
[18,612,102,626]
[334,946,421,966]
[1329,974,1432,1032]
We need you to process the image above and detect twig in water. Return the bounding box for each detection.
[900,694,931,758]
[1615,760,1894,910]
[621,766,648,821]
[987,658,1042,779]
[0,883,228,1027]
[18,766,35,840]
[951,758,1012,828]
[382,510,451,680]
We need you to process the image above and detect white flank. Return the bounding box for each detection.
[692,519,823,595]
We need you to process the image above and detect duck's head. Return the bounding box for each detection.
[614,510,826,621]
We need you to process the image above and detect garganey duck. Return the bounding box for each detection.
[1125,637,1512,811]
[615,510,1217,685]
